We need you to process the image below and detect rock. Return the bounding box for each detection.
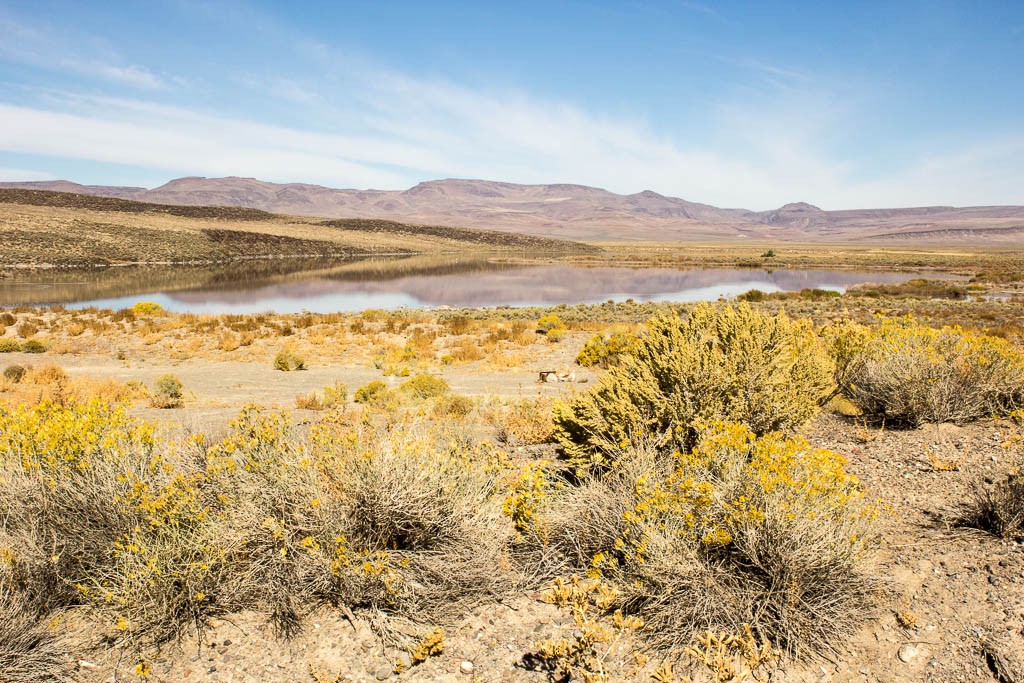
[78,660,98,670]
[460,660,474,674]
[898,644,919,663]
[375,665,393,680]
[396,652,413,671]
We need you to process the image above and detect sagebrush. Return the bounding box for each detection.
[553,303,835,473]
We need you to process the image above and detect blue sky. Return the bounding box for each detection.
[0,1,1022,210]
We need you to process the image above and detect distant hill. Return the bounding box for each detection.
[0,188,593,268]
[3,177,1023,243]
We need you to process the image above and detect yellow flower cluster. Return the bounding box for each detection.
[615,422,866,568]
[0,398,154,477]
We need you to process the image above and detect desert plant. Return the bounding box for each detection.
[575,328,637,368]
[537,314,566,334]
[967,471,1024,539]
[150,374,184,408]
[485,397,555,446]
[531,423,878,658]
[322,382,348,408]
[545,328,567,343]
[3,364,26,383]
[0,339,20,353]
[274,348,306,371]
[830,317,1024,425]
[399,374,450,399]
[432,394,474,420]
[0,590,75,683]
[0,312,14,328]
[553,303,835,473]
[354,380,389,404]
[21,339,47,354]
[295,392,325,410]
[131,301,164,315]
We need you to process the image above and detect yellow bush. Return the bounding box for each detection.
[575,328,637,368]
[537,314,566,334]
[594,423,878,657]
[354,380,389,404]
[830,317,1024,425]
[131,302,164,316]
[399,374,450,399]
[553,303,835,473]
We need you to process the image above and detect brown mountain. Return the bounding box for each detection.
[3,176,1023,243]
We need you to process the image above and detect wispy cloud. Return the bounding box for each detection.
[0,11,169,90]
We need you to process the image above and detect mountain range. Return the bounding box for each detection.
[3,176,1023,243]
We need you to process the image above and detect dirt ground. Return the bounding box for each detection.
[17,351,1021,683]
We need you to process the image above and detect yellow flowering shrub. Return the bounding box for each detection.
[0,398,154,477]
[829,316,1024,425]
[575,328,637,368]
[553,303,835,474]
[599,422,879,657]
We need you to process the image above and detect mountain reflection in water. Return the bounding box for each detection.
[0,256,930,313]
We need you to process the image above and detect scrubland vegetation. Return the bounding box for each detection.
[2,270,1024,681]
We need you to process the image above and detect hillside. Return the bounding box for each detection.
[0,189,595,268]
[3,177,1023,243]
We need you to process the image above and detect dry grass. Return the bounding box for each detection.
[0,590,75,683]
[967,471,1024,539]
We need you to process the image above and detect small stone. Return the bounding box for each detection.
[78,660,98,670]
[396,652,413,670]
[898,644,919,663]
[375,665,393,680]
[460,660,474,674]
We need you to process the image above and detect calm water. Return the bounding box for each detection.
[0,256,937,314]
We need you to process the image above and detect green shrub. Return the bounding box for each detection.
[20,339,46,354]
[400,374,450,399]
[150,374,184,408]
[829,318,1024,425]
[0,339,21,353]
[553,303,835,473]
[536,314,566,334]
[3,364,26,383]
[575,329,636,368]
[273,348,306,371]
[354,380,388,404]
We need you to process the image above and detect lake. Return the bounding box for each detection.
[0,256,939,314]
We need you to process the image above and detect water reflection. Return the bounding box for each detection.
[0,256,929,313]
